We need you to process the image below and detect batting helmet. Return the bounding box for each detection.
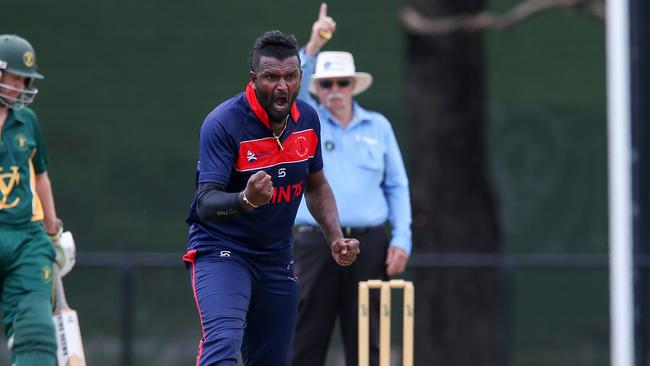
[0,35,44,109]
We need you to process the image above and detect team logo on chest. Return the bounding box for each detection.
[15,134,28,151]
[294,136,308,157]
[235,129,317,171]
[0,166,20,209]
[245,148,271,165]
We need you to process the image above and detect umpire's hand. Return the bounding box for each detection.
[331,238,360,266]
[305,3,336,56]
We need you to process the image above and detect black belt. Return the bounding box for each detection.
[295,224,384,236]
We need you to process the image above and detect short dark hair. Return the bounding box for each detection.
[249,30,300,72]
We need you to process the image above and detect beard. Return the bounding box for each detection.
[262,91,296,123]
[268,108,289,123]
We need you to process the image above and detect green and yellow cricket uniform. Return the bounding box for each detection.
[0,106,57,366]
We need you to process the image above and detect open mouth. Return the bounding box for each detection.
[273,95,288,111]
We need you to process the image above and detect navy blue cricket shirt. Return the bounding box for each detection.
[187,82,323,255]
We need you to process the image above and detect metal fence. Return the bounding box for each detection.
[77,252,630,366]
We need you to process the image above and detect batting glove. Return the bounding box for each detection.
[54,231,77,277]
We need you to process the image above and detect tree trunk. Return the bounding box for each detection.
[403,0,502,364]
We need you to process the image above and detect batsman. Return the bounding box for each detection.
[0,34,76,366]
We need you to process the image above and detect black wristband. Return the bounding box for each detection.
[46,219,63,239]
[196,183,243,222]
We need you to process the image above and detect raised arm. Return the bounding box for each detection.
[305,3,336,57]
[298,3,337,104]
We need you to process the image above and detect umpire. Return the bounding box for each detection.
[291,4,413,366]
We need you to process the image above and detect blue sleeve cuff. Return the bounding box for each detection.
[198,172,228,187]
[299,48,317,67]
[298,48,318,104]
[389,235,412,256]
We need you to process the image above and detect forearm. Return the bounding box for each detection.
[386,187,413,255]
[196,183,251,222]
[384,125,413,254]
[298,48,317,104]
[35,172,59,234]
[305,181,342,246]
[304,40,321,57]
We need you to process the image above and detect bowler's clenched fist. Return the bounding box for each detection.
[244,171,274,207]
[331,238,360,266]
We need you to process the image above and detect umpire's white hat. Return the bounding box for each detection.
[309,51,373,96]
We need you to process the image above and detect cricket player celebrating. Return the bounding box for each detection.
[0,34,75,366]
[184,30,360,366]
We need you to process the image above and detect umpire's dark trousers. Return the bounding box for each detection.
[291,225,388,366]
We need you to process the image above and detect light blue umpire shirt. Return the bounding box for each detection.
[294,49,413,255]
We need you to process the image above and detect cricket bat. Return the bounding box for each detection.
[53,265,87,366]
